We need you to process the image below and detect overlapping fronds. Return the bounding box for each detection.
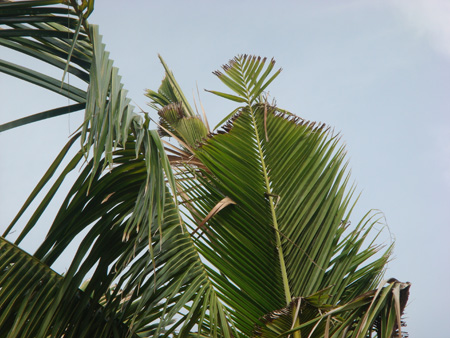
[1,131,238,337]
[1,3,409,335]
[1,2,236,337]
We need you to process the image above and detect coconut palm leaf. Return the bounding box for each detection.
[154,55,409,337]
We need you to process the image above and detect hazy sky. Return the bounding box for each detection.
[1,1,449,336]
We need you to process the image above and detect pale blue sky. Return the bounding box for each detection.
[1,1,449,336]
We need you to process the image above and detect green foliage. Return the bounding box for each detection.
[0,2,409,338]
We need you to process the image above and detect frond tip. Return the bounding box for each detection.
[209,54,282,104]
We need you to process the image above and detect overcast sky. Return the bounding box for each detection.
[1,1,449,336]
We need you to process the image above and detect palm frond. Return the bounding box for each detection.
[0,0,91,131]
[170,75,406,336]
[0,1,141,178]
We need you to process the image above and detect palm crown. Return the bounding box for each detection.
[0,1,409,337]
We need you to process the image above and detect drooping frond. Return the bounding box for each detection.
[1,130,240,337]
[0,1,145,182]
[0,2,236,337]
[0,0,92,132]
